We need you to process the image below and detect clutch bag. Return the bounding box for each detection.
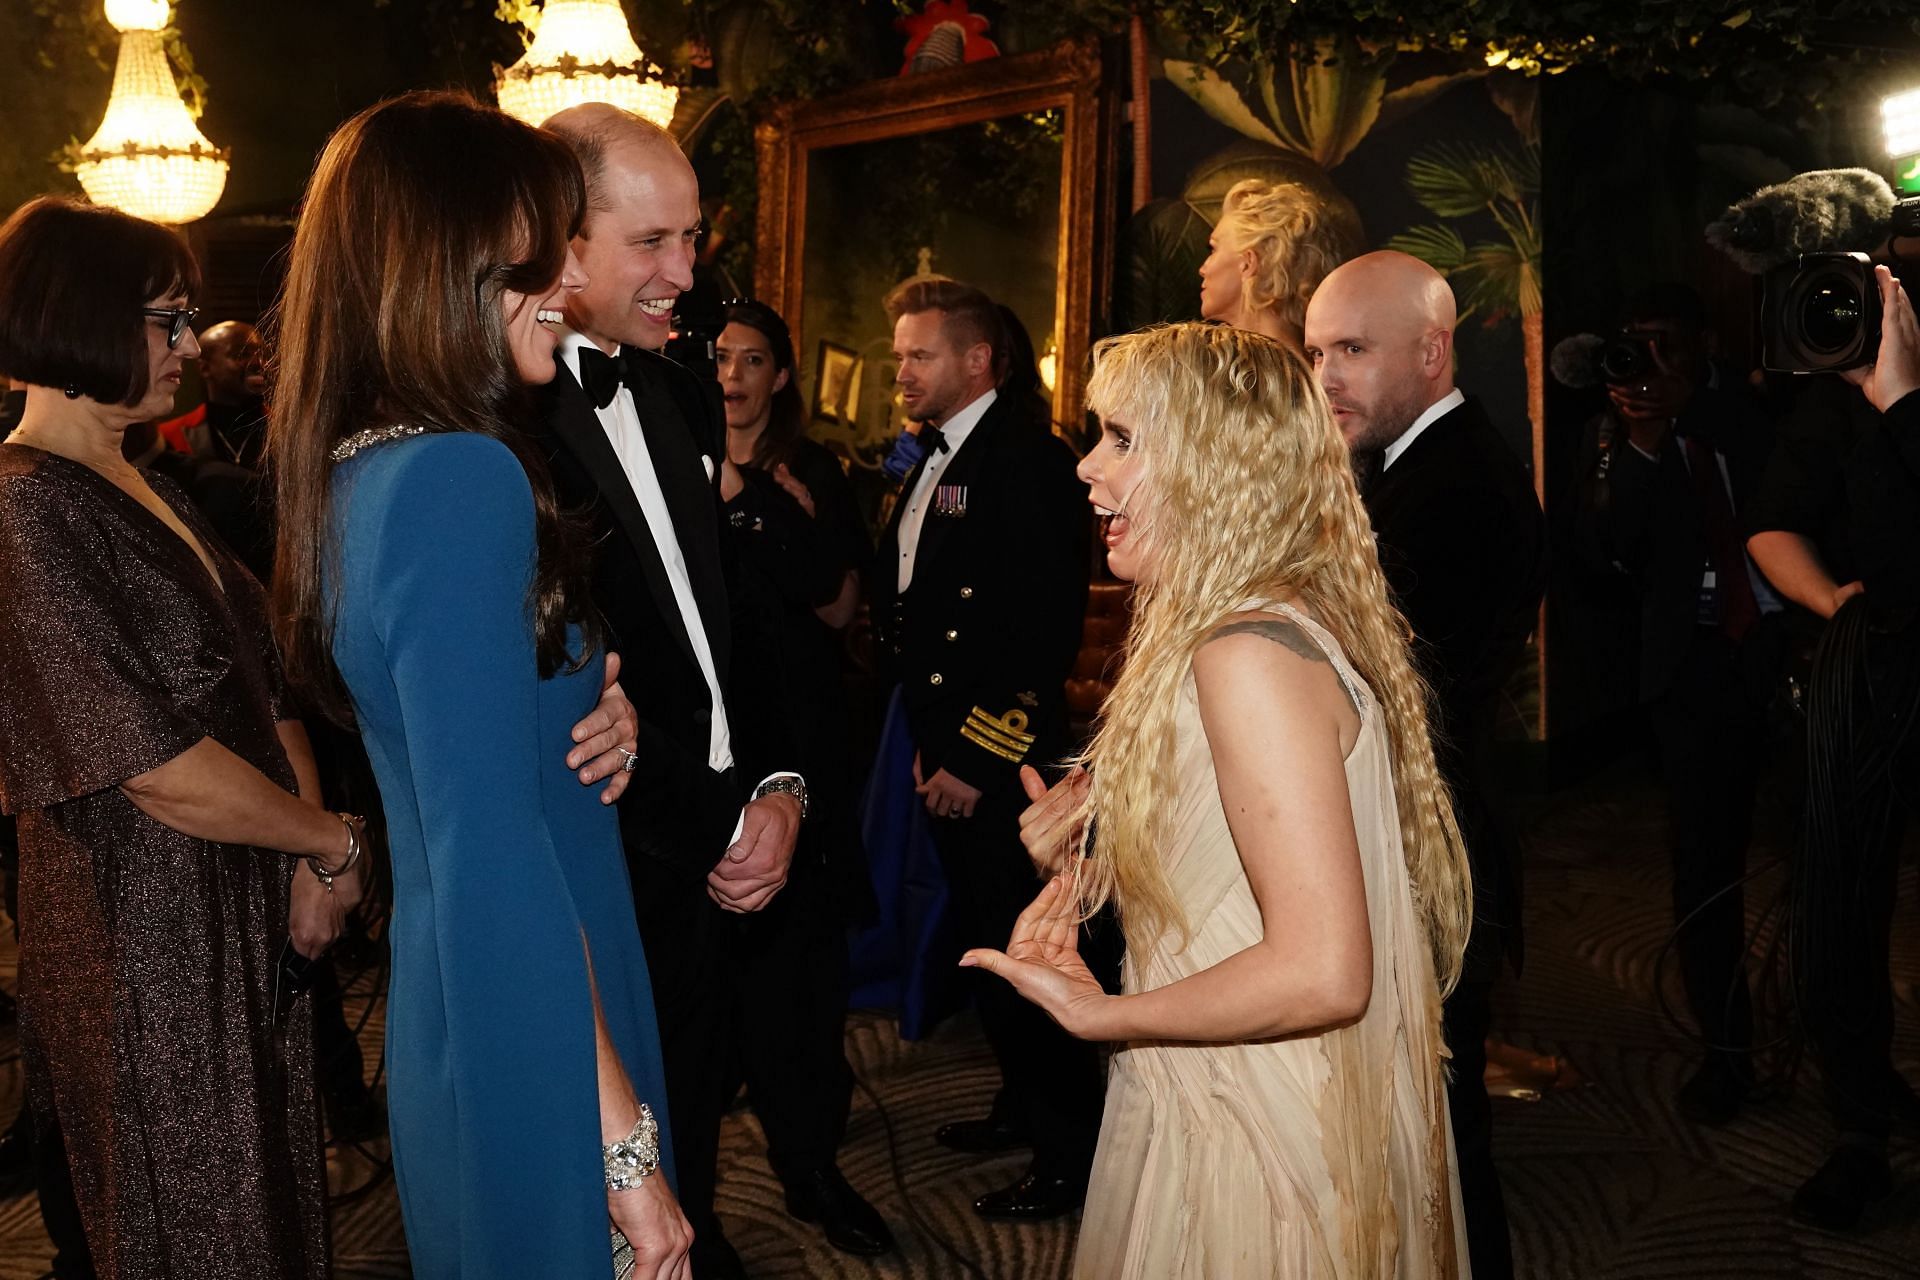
[612,1227,635,1279]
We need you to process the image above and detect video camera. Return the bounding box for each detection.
[1707,168,1920,374]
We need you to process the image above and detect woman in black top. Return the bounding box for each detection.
[712,299,892,1255]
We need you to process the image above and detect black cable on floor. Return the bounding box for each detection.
[850,1063,990,1279]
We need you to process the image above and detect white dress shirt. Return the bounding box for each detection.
[896,389,996,592]
[1381,387,1465,473]
[560,331,734,773]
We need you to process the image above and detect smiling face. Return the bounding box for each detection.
[566,139,701,353]
[715,321,788,433]
[502,245,588,384]
[1077,415,1154,582]
[136,294,200,420]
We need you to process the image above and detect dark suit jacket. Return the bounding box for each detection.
[539,347,786,901]
[1365,393,1547,980]
[872,393,1090,793]
[1573,374,1778,702]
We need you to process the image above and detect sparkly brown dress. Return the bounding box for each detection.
[0,444,328,1279]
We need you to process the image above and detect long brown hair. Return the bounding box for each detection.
[721,298,806,469]
[266,89,595,723]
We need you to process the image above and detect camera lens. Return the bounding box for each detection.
[1795,272,1865,356]
[1600,337,1649,384]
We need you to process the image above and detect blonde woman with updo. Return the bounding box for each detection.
[1198,178,1353,351]
[966,323,1471,1277]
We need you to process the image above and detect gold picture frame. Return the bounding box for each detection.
[813,340,861,422]
[755,38,1117,449]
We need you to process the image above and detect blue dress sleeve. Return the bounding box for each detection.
[363,435,609,1277]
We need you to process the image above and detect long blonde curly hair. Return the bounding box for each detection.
[1216,178,1354,340]
[1073,323,1471,995]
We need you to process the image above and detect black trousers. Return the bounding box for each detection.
[631,880,732,1262]
[1797,625,1918,1141]
[926,784,1114,1183]
[1648,628,1772,1070]
[1443,978,1512,1280]
[719,839,855,1186]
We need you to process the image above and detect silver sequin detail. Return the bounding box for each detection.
[328,423,428,462]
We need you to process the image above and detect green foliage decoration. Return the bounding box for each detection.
[1387,140,1541,324]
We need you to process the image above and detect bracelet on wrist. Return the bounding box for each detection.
[310,813,363,892]
[604,1104,661,1190]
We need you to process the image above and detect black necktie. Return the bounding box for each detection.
[577,345,630,410]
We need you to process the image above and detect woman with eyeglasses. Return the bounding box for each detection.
[0,197,359,1277]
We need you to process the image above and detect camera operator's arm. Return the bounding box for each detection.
[1746,531,1864,619]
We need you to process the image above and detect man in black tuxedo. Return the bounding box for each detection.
[540,104,808,1280]
[1305,250,1547,1280]
[872,276,1097,1219]
[1571,284,1786,1127]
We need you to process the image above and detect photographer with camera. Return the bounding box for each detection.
[1743,261,1920,1231]
[1571,282,1788,1129]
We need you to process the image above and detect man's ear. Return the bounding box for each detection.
[1424,327,1454,378]
[967,342,993,378]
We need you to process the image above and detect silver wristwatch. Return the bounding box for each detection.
[751,773,809,820]
[604,1104,661,1191]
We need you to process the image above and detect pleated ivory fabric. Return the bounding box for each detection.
[1074,603,1469,1279]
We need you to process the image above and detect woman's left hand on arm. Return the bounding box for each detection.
[566,651,641,804]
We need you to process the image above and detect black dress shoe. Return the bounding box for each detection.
[934,1116,1029,1154]
[1791,1142,1893,1231]
[785,1166,896,1257]
[1677,1059,1750,1127]
[973,1171,1086,1221]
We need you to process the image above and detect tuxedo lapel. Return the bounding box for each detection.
[625,358,730,675]
[547,366,702,671]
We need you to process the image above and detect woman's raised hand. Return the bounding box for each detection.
[1017,764,1091,876]
[772,463,816,518]
[960,873,1113,1040]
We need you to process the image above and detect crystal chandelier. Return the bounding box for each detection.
[495,0,679,130]
[75,0,229,226]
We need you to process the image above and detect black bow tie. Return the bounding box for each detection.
[920,426,949,456]
[577,345,631,410]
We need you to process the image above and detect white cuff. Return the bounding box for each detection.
[729,772,805,846]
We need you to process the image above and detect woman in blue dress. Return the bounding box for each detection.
[266,91,692,1279]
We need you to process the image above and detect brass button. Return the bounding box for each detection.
[930,673,944,686]
[959,586,973,599]
[945,629,958,641]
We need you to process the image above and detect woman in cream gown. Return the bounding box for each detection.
[968,323,1471,1277]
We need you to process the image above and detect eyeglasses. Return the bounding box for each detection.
[141,306,201,350]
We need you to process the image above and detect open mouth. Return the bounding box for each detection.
[1093,503,1129,546]
[537,308,565,326]
[636,298,674,321]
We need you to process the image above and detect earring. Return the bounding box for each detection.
[63,386,80,400]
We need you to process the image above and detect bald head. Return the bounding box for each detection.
[197,319,263,404]
[544,104,701,352]
[1304,250,1457,453]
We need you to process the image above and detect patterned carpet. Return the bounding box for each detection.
[2,762,1918,1278]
